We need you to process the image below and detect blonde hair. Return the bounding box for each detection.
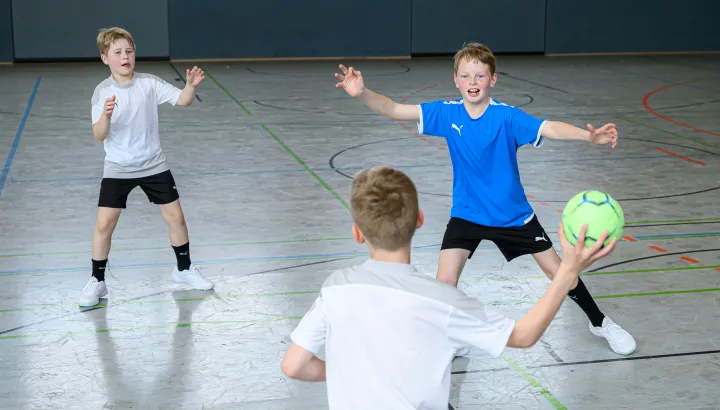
[96,27,135,55]
[453,42,496,75]
[351,166,419,251]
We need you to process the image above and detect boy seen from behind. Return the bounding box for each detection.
[282,166,616,409]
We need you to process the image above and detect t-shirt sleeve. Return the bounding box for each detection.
[447,298,515,358]
[507,106,546,148]
[151,75,183,106]
[417,100,446,137]
[290,293,328,355]
[91,88,105,125]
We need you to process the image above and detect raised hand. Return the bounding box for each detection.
[334,64,365,97]
[588,123,618,148]
[558,222,617,275]
[104,96,116,118]
[186,66,205,87]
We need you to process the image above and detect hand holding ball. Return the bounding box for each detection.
[561,190,624,247]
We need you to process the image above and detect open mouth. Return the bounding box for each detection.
[122,63,131,68]
[468,88,480,97]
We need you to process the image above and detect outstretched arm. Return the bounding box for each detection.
[335,65,419,122]
[541,121,618,148]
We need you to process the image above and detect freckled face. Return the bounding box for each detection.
[454,59,497,103]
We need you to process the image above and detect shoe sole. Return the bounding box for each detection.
[78,289,108,307]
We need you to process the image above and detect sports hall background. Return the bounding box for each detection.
[1,0,719,62]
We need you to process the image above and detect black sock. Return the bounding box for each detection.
[173,242,191,271]
[92,259,107,282]
[567,278,605,327]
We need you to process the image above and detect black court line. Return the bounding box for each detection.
[168,62,202,102]
[497,71,569,94]
[246,65,411,77]
[451,348,720,375]
[252,100,376,116]
[588,247,720,272]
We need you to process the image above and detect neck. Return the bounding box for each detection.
[463,96,491,119]
[112,71,133,85]
[368,246,411,264]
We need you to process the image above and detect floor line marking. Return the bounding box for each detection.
[655,147,707,166]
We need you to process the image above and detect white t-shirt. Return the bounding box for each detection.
[290,259,515,410]
[91,73,182,178]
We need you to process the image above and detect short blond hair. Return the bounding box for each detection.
[351,167,419,251]
[453,42,496,76]
[97,27,135,55]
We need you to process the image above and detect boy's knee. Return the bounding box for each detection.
[95,215,119,235]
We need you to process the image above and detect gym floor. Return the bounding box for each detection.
[1,54,719,409]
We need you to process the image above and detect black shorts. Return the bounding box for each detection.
[440,216,553,262]
[98,170,180,209]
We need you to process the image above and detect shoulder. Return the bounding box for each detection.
[134,72,167,85]
[420,98,463,108]
[91,77,114,103]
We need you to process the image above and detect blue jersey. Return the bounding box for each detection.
[417,98,546,227]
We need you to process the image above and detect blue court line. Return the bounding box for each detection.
[0,76,42,196]
[631,231,720,240]
[0,244,479,276]
[7,155,673,184]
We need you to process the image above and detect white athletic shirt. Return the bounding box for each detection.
[91,73,182,178]
[290,259,516,410]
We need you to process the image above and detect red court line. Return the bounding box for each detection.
[655,148,707,166]
[642,77,720,137]
[649,245,667,253]
[680,256,700,264]
[622,235,638,242]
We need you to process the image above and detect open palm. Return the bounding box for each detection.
[186,66,205,87]
[335,64,365,97]
[588,123,618,148]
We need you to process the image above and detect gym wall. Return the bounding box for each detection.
[2,0,718,62]
[0,0,12,62]
[8,0,169,61]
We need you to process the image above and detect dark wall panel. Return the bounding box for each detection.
[412,0,546,54]
[168,0,412,60]
[11,0,169,60]
[0,0,12,62]
[546,0,720,54]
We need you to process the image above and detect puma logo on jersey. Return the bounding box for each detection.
[535,233,547,242]
[452,123,463,136]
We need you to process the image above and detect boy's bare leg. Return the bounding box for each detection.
[533,247,636,355]
[92,207,122,261]
[436,248,471,286]
[158,199,188,247]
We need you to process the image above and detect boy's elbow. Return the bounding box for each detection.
[506,327,539,349]
[280,356,300,379]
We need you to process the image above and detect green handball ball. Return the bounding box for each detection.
[561,190,624,247]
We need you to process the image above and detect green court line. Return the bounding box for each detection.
[635,233,720,241]
[583,264,720,276]
[204,71,252,116]
[0,316,303,340]
[0,231,443,259]
[261,124,351,210]
[5,215,719,259]
[595,287,720,299]
[205,68,350,211]
[502,353,567,410]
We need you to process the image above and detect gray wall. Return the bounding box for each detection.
[545,0,720,54]
[10,0,169,60]
[0,0,12,62]
[3,0,719,61]
[168,0,412,60]
[412,0,545,54]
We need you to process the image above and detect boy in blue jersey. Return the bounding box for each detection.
[334,43,636,356]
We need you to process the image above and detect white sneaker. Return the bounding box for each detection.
[172,264,214,290]
[79,276,108,307]
[589,317,636,355]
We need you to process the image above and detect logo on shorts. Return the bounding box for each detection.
[535,233,548,242]
[451,123,463,136]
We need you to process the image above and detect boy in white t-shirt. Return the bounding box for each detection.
[281,166,616,409]
[79,27,213,307]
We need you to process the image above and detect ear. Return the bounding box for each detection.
[100,54,108,65]
[352,224,365,244]
[416,208,425,230]
[453,73,459,90]
[490,72,498,88]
